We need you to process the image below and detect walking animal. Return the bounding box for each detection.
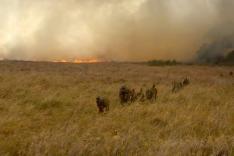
[182,77,190,86]
[119,85,131,104]
[96,96,110,113]
[146,84,157,101]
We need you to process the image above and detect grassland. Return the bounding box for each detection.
[0,61,233,156]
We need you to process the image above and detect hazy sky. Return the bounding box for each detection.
[0,0,233,61]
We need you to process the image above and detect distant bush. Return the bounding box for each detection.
[147,59,181,66]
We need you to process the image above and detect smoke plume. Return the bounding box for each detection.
[0,0,234,62]
[196,0,234,63]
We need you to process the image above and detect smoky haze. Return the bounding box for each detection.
[196,0,234,63]
[0,0,233,62]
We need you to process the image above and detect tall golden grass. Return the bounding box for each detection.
[0,61,233,156]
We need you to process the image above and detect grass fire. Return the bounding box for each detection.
[53,58,105,64]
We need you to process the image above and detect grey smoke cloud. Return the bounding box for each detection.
[196,0,234,62]
[0,0,233,61]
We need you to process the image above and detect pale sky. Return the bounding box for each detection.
[0,0,233,61]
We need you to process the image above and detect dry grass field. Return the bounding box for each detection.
[0,61,233,156]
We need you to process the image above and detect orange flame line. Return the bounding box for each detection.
[53,58,105,64]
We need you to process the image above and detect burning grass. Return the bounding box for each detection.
[0,61,233,155]
[53,57,106,64]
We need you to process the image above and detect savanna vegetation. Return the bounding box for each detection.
[0,60,233,156]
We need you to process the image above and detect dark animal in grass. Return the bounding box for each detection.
[182,77,190,86]
[230,71,233,76]
[146,84,158,101]
[119,85,131,104]
[216,149,229,156]
[96,96,109,113]
[151,84,158,100]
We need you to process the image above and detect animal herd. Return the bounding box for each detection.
[96,70,234,113]
[96,77,190,113]
[119,84,158,105]
[172,77,190,93]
